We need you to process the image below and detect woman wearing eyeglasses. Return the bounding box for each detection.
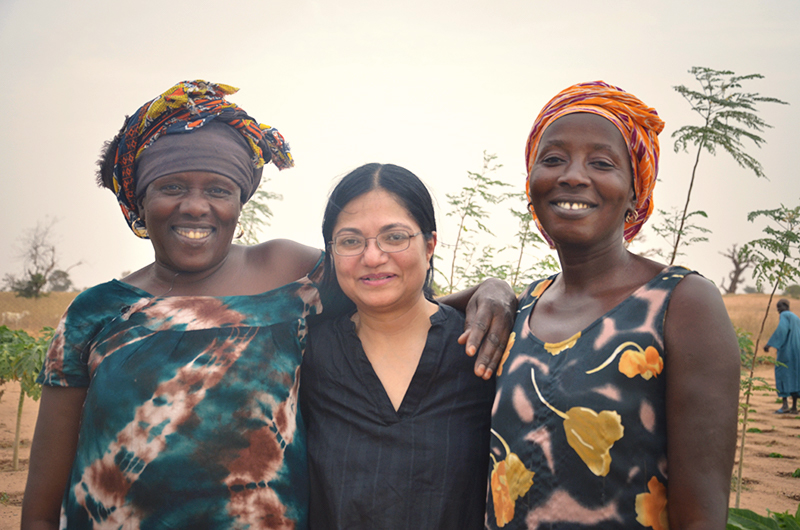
[299,163,496,529]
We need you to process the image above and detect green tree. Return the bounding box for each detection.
[436,152,511,294]
[734,203,800,508]
[47,269,74,292]
[3,219,81,297]
[237,178,283,245]
[651,207,710,264]
[0,325,53,470]
[664,67,788,265]
[783,284,800,299]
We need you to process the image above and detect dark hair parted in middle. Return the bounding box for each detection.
[321,163,437,311]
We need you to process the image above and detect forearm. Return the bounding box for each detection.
[21,386,87,529]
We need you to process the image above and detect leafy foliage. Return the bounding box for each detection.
[436,152,511,294]
[727,504,800,529]
[0,325,53,470]
[650,207,710,263]
[664,66,788,265]
[237,178,283,245]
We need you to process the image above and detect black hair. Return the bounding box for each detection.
[320,163,437,314]
[95,117,128,192]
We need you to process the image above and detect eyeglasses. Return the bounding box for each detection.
[329,231,423,256]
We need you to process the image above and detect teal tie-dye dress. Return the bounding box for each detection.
[37,259,323,529]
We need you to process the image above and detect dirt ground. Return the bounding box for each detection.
[0,366,798,528]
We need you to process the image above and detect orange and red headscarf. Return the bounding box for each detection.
[113,80,293,238]
[524,81,665,245]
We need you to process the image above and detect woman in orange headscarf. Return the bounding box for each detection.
[486,81,739,529]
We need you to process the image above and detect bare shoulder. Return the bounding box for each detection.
[668,273,728,322]
[243,239,322,281]
[664,271,738,362]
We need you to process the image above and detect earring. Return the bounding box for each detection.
[625,211,636,224]
[235,222,245,239]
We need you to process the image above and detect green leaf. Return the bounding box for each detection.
[727,508,781,529]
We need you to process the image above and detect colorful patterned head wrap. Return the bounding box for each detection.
[113,80,294,238]
[524,81,665,245]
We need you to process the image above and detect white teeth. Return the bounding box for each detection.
[176,228,212,239]
[556,202,590,210]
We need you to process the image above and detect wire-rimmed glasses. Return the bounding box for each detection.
[329,231,423,256]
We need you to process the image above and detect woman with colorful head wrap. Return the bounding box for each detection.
[21,80,514,530]
[486,82,739,529]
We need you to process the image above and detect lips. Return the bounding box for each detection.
[553,200,594,210]
[174,227,214,240]
[360,273,396,283]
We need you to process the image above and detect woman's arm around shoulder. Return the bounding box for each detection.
[664,273,739,528]
[244,239,323,286]
[21,386,88,530]
[438,278,517,379]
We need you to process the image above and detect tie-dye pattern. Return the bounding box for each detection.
[486,266,691,529]
[38,260,323,530]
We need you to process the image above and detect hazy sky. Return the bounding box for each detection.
[1,0,799,293]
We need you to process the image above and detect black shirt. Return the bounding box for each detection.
[300,303,494,530]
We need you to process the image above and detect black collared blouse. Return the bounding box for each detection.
[300,303,494,530]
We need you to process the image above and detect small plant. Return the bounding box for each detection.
[0,325,53,470]
[747,428,762,433]
[0,492,8,505]
[792,469,800,478]
[768,452,784,458]
[728,503,800,529]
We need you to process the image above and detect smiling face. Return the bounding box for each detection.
[139,171,242,275]
[528,112,635,250]
[331,189,436,315]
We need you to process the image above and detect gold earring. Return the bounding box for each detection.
[625,211,636,224]
[235,223,245,239]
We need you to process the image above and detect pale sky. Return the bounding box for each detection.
[1,0,799,293]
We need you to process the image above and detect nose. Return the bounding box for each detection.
[179,189,211,216]
[558,159,590,188]
[361,238,389,267]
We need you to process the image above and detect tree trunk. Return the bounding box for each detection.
[13,390,24,471]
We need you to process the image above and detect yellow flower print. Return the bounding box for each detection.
[496,332,515,376]
[619,345,663,380]
[531,368,624,476]
[544,331,581,356]
[586,341,662,380]
[490,429,535,527]
[635,476,668,530]
[530,279,553,299]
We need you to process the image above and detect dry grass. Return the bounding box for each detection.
[722,293,794,345]
[0,292,78,335]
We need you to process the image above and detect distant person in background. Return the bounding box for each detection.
[764,298,800,414]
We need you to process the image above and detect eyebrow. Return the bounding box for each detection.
[334,222,414,235]
[539,139,623,154]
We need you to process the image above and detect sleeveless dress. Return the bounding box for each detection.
[37,258,323,530]
[486,266,692,530]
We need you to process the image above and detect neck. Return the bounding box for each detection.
[353,294,438,339]
[554,240,637,293]
[149,251,234,296]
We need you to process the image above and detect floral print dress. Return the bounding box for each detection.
[486,266,691,530]
[37,260,322,530]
